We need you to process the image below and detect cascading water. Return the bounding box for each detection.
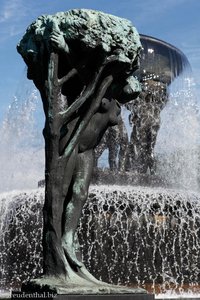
[0,83,44,193]
[79,186,200,292]
[1,186,200,296]
[155,74,200,191]
[1,35,200,298]
[0,190,43,291]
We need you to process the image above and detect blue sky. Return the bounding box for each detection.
[0,0,200,120]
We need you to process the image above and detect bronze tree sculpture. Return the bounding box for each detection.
[17,9,143,294]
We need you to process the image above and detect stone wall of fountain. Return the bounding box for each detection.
[1,186,200,294]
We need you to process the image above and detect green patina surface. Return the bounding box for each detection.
[16,9,144,292]
[17,9,141,66]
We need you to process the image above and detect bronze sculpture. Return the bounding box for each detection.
[94,34,191,176]
[128,79,168,174]
[17,9,146,295]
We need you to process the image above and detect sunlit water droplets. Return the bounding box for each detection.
[0,89,44,192]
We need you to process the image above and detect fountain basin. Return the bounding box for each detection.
[138,34,191,84]
[1,186,200,296]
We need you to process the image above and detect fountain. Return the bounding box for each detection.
[0,20,200,300]
[0,87,44,193]
[95,34,195,180]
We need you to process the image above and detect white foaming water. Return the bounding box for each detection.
[155,74,200,191]
[79,186,200,289]
[0,86,44,193]
[0,189,44,291]
[1,185,200,298]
